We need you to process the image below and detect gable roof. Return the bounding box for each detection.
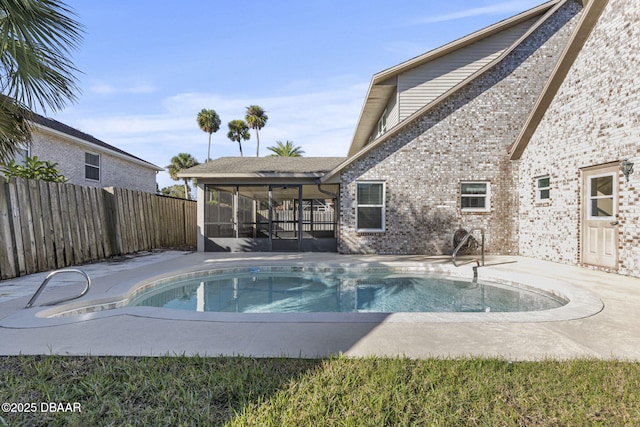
[346,0,566,159]
[321,0,574,184]
[179,156,347,179]
[30,113,163,171]
[508,0,608,159]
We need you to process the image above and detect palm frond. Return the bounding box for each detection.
[0,0,83,112]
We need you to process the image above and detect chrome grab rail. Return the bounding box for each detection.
[452,228,485,268]
[25,269,91,309]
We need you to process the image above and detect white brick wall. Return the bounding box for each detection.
[30,130,158,193]
[339,1,583,256]
[517,0,640,277]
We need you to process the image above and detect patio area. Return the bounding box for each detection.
[0,251,639,360]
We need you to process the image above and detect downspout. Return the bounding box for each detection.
[316,181,338,199]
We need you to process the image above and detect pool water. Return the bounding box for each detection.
[128,268,566,313]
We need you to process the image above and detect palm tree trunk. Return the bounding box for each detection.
[207,133,212,162]
[238,141,243,157]
[255,130,260,157]
[183,178,190,200]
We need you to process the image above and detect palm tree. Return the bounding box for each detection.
[167,153,199,200]
[227,119,250,157]
[267,140,305,157]
[0,0,83,163]
[245,105,268,157]
[196,108,221,162]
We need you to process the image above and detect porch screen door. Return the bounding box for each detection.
[270,185,302,251]
[582,166,619,269]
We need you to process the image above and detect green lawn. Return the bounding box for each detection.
[1,356,639,426]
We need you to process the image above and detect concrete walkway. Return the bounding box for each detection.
[0,251,639,360]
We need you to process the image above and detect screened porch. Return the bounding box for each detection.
[203,183,339,252]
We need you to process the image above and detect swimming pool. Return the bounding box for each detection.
[128,267,566,314]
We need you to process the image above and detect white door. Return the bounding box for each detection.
[582,165,619,269]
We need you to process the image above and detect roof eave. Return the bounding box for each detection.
[177,172,328,179]
[323,0,567,183]
[32,122,164,171]
[346,0,564,157]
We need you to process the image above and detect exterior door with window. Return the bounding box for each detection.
[582,165,619,269]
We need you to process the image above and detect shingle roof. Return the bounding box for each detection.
[179,156,347,178]
[30,113,163,170]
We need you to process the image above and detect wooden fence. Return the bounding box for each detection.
[0,178,196,280]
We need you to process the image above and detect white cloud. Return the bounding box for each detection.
[88,80,157,95]
[58,77,368,189]
[415,0,542,24]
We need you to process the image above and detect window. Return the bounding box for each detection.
[376,109,387,138]
[356,182,385,231]
[588,173,615,219]
[85,153,100,181]
[14,145,29,164]
[460,182,490,212]
[536,175,550,202]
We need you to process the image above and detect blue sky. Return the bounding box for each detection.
[55,0,544,190]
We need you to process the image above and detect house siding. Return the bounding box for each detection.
[397,16,542,121]
[517,0,640,277]
[31,130,158,193]
[338,0,583,255]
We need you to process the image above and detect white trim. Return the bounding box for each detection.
[460,181,491,212]
[84,152,101,182]
[586,172,616,220]
[32,123,163,171]
[356,181,385,232]
[535,175,551,202]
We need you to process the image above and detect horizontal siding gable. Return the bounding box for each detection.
[397,16,542,121]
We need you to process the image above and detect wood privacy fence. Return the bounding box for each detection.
[0,178,196,280]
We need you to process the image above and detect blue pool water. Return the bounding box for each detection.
[128,267,566,313]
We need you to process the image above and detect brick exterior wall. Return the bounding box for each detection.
[338,1,583,255]
[517,0,640,277]
[30,130,158,193]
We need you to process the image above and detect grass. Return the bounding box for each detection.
[1,356,639,426]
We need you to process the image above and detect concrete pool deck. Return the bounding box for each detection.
[0,251,639,360]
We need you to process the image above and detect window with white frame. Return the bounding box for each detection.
[14,145,29,165]
[85,152,100,181]
[376,109,387,138]
[536,175,550,202]
[460,181,490,212]
[356,181,385,232]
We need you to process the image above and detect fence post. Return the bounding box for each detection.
[102,187,122,255]
[0,180,17,279]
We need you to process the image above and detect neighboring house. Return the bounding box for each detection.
[15,113,162,193]
[180,0,640,278]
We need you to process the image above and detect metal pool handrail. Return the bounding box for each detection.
[452,228,485,268]
[25,269,91,309]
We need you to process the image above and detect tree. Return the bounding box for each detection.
[160,184,186,199]
[245,105,268,157]
[0,0,83,163]
[196,108,221,162]
[227,119,250,157]
[167,153,198,200]
[1,155,68,182]
[267,140,305,157]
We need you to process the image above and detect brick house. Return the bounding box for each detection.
[17,114,162,193]
[181,0,639,278]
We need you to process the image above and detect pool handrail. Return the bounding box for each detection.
[25,269,91,309]
[452,228,485,268]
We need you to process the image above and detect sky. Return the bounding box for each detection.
[52,0,545,190]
